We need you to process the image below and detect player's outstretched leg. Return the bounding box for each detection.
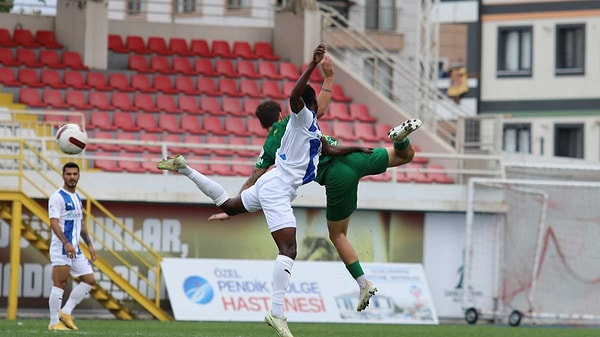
[157,154,187,172]
[265,311,294,337]
[357,280,378,311]
[388,118,422,142]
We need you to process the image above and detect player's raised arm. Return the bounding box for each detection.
[290,43,326,114]
[321,137,373,156]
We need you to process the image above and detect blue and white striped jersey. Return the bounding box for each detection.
[48,188,83,257]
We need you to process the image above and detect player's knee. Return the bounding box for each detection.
[279,242,297,260]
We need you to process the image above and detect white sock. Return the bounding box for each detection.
[356,275,368,288]
[49,286,64,325]
[179,166,229,206]
[271,255,294,318]
[62,282,93,315]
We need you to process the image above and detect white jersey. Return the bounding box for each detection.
[48,188,83,257]
[274,105,322,186]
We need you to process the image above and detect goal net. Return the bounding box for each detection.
[463,177,600,324]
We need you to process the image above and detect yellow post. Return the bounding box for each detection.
[7,200,22,320]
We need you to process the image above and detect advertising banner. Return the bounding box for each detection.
[161,258,438,324]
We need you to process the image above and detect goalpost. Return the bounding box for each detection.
[462,177,600,326]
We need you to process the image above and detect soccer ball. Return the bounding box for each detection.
[56,123,88,155]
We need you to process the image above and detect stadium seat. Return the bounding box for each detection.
[63,71,90,90]
[215,59,239,78]
[86,72,112,91]
[89,92,114,110]
[87,131,119,152]
[151,56,176,74]
[108,34,130,53]
[142,154,163,174]
[117,153,146,173]
[168,38,193,56]
[208,155,235,176]
[0,48,18,66]
[247,117,267,137]
[225,117,250,136]
[258,61,283,80]
[131,74,157,93]
[94,151,121,172]
[374,123,393,141]
[89,110,115,130]
[18,68,44,88]
[116,132,141,152]
[254,41,280,61]
[0,68,19,86]
[218,78,243,97]
[349,103,377,122]
[184,135,210,155]
[180,115,204,134]
[200,96,226,116]
[175,77,201,95]
[302,63,324,82]
[211,40,235,59]
[134,93,161,113]
[193,58,218,76]
[172,57,196,75]
[65,91,92,110]
[156,95,179,114]
[147,36,173,55]
[190,39,215,57]
[178,95,201,114]
[203,116,228,135]
[36,30,63,49]
[331,84,352,102]
[62,51,89,70]
[327,102,353,121]
[16,49,42,67]
[19,88,46,108]
[229,137,257,157]
[237,60,261,79]
[125,35,151,54]
[243,98,261,115]
[239,79,264,98]
[128,55,153,73]
[261,81,286,99]
[39,50,66,69]
[232,41,258,60]
[362,170,392,182]
[163,134,189,155]
[232,163,254,176]
[427,164,454,184]
[106,73,132,92]
[136,113,161,132]
[158,114,182,134]
[14,29,40,48]
[279,62,299,80]
[205,136,233,156]
[0,29,17,47]
[332,121,359,141]
[196,77,221,96]
[114,112,140,131]
[40,69,66,89]
[318,121,332,137]
[43,89,68,109]
[410,144,429,164]
[111,92,135,112]
[153,75,178,94]
[354,123,379,142]
[222,97,245,116]
[403,164,433,183]
[282,81,295,96]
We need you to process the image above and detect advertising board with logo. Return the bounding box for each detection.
[161,258,438,324]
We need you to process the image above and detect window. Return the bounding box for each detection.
[497,26,532,77]
[556,24,585,75]
[127,0,143,15]
[176,0,196,13]
[366,0,396,31]
[503,124,531,153]
[227,0,250,10]
[364,57,393,99]
[554,123,584,158]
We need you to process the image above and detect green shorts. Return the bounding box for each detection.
[318,148,389,221]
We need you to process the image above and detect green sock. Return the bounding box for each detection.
[346,261,365,279]
[394,137,410,151]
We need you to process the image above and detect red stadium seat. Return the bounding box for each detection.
[239,79,264,98]
[62,51,89,70]
[232,41,257,60]
[0,68,19,86]
[142,154,163,174]
[208,155,235,176]
[0,48,18,66]
[153,75,178,94]
[150,56,176,74]
[0,29,17,47]
[258,61,283,80]
[331,84,352,102]
[140,133,162,153]
[158,114,182,134]
[229,137,257,157]
[175,77,201,95]
[302,63,324,82]
[108,34,129,53]
[117,153,146,173]
[427,164,454,184]
[218,78,243,97]
[203,116,228,135]
[211,40,235,58]
[374,123,393,141]
[349,103,377,122]
[318,121,332,137]
[134,93,161,113]
[178,95,201,115]
[180,115,204,134]
[237,60,261,79]
[131,74,157,93]
[193,58,218,77]
[215,59,239,78]
[14,29,40,48]
[362,170,392,182]
[279,62,299,80]
[43,89,68,109]
[89,92,114,111]
[108,73,134,92]
[156,95,179,114]
[94,152,121,172]
[254,41,280,61]
[86,72,112,91]
[225,117,250,136]
[261,81,286,99]
[247,117,267,137]
[125,35,151,54]
[18,68,44,88]
[200,96,226,116]
[222,97,245,116]
[172,57,196,75]
[190,39,215,57]
[114,112,140,131]
[136,113,161,132]
[36,30,63,49]
[327,102,353,121]
[232,163,254,176]
[332,121,359,141]
[39,50,66,69]
[196,77,221,96]
[282,81,295,96]
[354,123,379,142]
[116,132,141,152]
[205,136,233,156]
[19,88,46,108]
[111,92,135,112]
[65,91,92,110]
[402,164,432,183]
[16,49,42,67]
[88,131,119,152]
[168,38,193,56]
[147,36,173,55]
[184,135,210,155]
[243,98,261,115]
[128,55,153,73]
[163,134,189,155]
[410,144,429,164]
[89,110,115,130]
[64,71,90,89]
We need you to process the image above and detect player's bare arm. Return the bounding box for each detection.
[321,137,373,156]
[317,55,334,119]
[290,43,326,113]
[80,225,97,262]
[50,218,76,257]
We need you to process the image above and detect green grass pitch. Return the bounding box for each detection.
[1,319,599,337]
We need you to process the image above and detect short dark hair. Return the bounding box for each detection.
[62,162,80,174]
[255,100,282,129]
[302,84,317,111]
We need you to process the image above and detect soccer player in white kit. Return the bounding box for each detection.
[158,43,371,337]
[47,162,97,331]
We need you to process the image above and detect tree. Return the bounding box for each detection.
[0,0,14,13]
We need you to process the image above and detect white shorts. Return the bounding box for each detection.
[50,254,94,278]
[241,169,298,233]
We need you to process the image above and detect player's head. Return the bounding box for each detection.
[62,162,80,190]
[255,100,282,129]
[302,84,318,113]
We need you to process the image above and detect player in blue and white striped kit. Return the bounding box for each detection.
[47,162,96,331]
